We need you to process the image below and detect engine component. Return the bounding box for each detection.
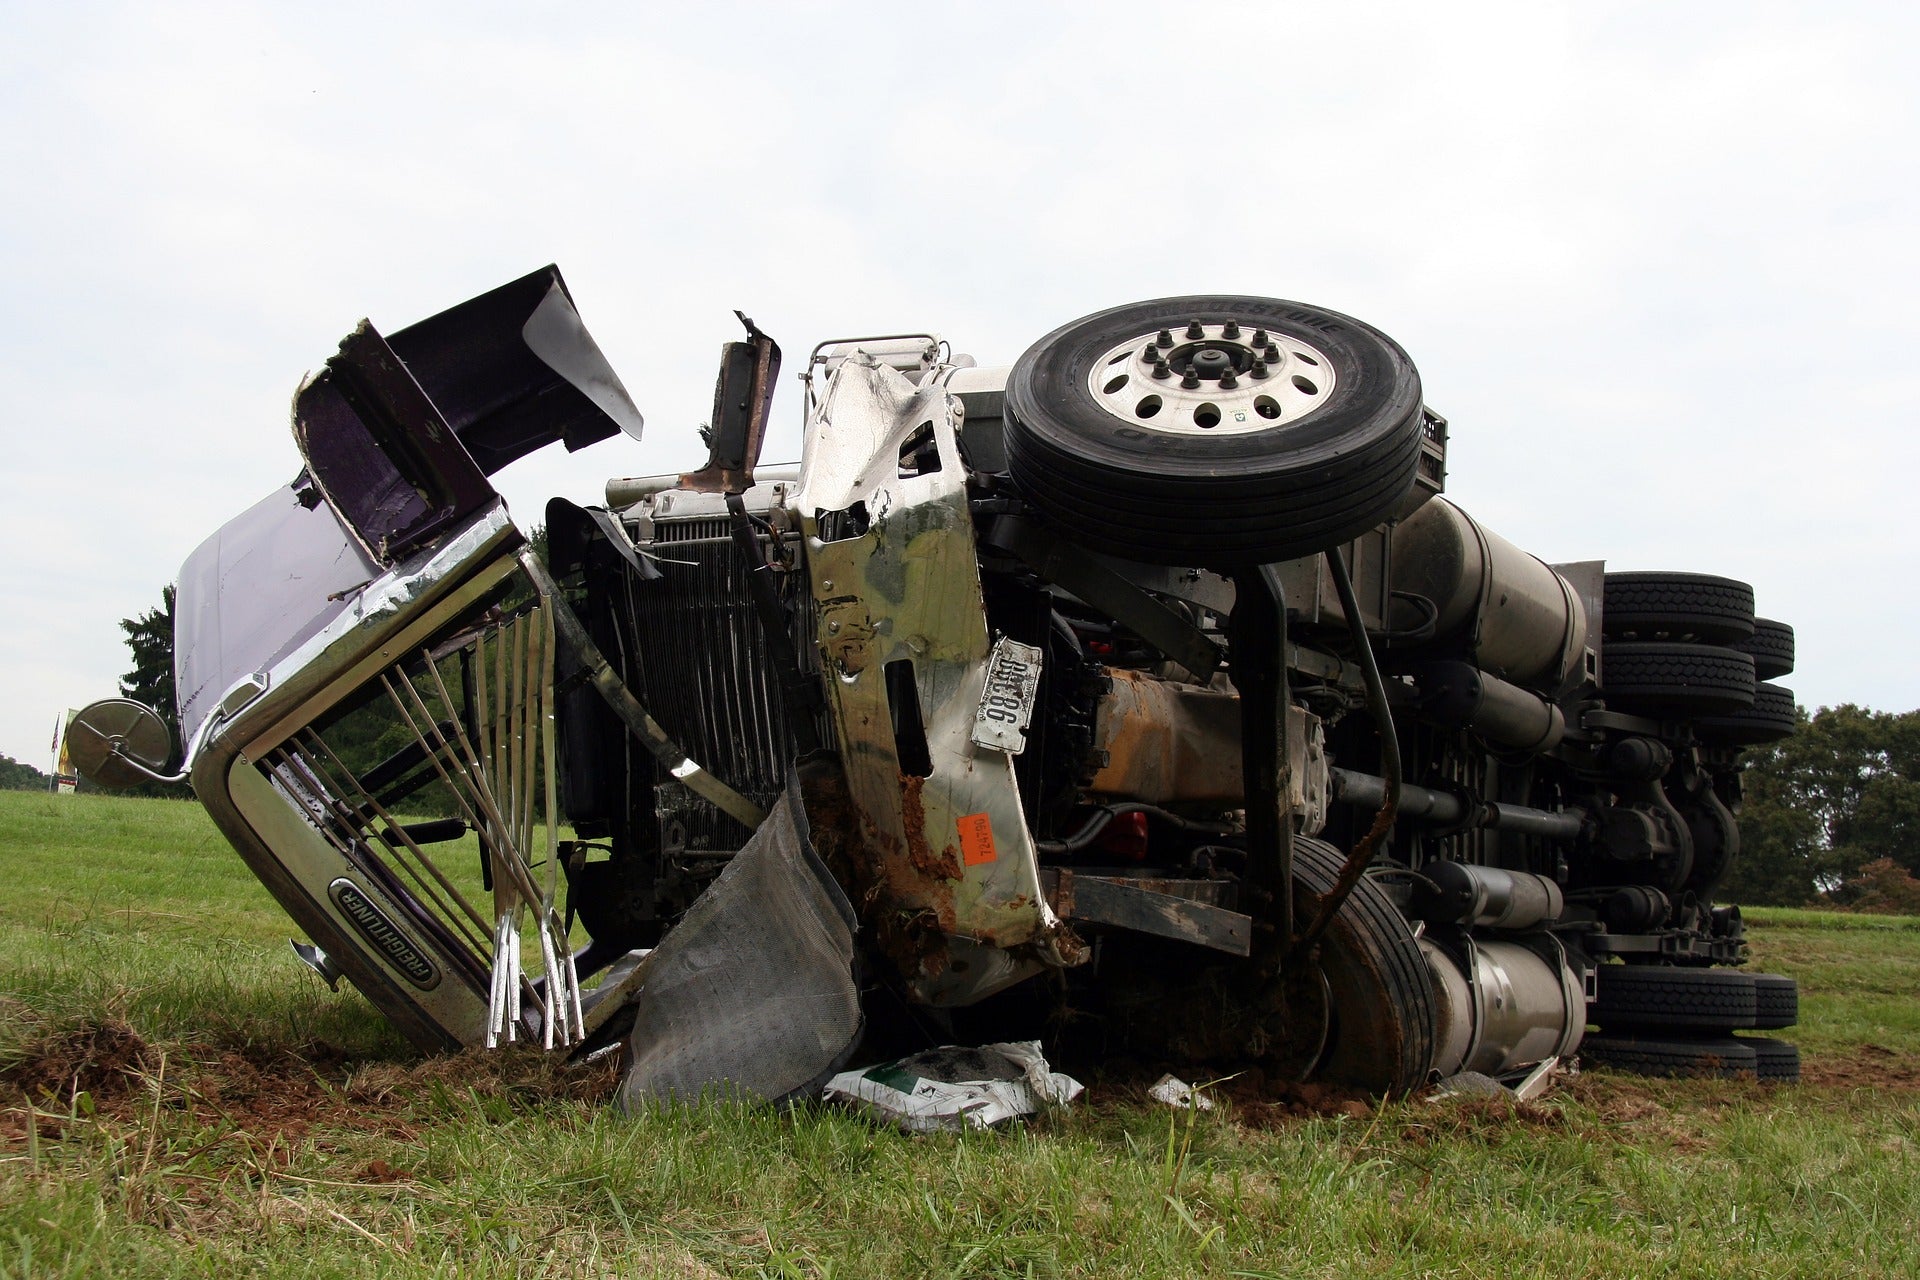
[1421,935,1586,1078]
[1600,885,1671,932]
[1329,770,1586,841]
[1410,862,1565,930]
[1084,671,1329,829]
[1389,497,1589,691]
[1408,660,1566,752]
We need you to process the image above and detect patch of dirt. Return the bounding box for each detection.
[2,1021,620,1150]
[1,1017,157,1104]
[1800,1043,1920,1091]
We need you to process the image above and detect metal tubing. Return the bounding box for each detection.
[1410,660,1565,753]
[1330,768,1586,841]
[1293,547,1399,959]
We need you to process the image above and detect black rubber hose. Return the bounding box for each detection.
[1292,545,1401,958]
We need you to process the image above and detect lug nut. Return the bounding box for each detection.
[1220,370,1238,389]
[1223,320,1241,339]
[1152,361,1172,379]
[1250,358,1269,379]
[1264,343,1281,362]
[1181,368,1202,389]
[1186,320,1205,339]
[1156,329,1174,349]
[1251,329,1268,346]
[1140,344,1160,362]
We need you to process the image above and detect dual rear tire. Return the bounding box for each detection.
[1583,967,1801,1083]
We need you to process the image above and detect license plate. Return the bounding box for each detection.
[972,638,1043,755]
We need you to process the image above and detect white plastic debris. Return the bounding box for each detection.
[824,1041,1084,1132]
[1428,1055,1568,1102]
[1147,1073,1215,1110]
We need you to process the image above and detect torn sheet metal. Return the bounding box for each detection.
[616,777,861,1109]
[824,1041,1084,1132]
[792,354,1081,1006]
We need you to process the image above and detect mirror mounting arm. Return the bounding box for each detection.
[680,311,782,496]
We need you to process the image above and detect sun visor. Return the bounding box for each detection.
[387,265,645,474]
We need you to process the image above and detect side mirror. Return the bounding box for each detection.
[66,699,186,789]
[680,311,781,495]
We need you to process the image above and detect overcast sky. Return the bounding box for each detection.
[2,1,1916,768]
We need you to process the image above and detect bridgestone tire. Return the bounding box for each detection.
[1750,973,1799,1029]
[1589,965,1757,1032]
[1695,683,1797,747]
[1740,1035,1801,1083]
[1602,572,1756,644]
[1737,618,1796,680]
[1581,1034,1758,1079]
[1601,642,1756,717]
[1004,296,1425,566]
[1291,837,1438,1094]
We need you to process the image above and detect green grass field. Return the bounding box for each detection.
[4,790,1919,1278]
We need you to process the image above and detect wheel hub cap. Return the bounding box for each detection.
[1086,321,1337,435]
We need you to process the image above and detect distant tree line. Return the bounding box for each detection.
[1722,704,1920,911]
[0,753,51,791]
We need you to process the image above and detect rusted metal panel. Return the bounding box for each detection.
[1084,672,1329,832]
[792,354,1080,1005]
[1086,669,1242,804]
[1042,869,1251,956]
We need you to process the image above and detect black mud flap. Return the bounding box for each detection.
[615,774,862,1109]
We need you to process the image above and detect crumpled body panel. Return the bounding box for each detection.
[793,355,1081,1006]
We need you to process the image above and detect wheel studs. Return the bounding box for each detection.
[1185,320,1205,339]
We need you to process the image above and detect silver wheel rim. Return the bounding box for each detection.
[1083,320,1337,436]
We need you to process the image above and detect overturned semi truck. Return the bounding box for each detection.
[68,268,1803,1099]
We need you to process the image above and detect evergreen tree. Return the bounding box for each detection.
[116,584,191,795]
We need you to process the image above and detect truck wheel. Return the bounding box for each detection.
[1601,572,1755,644]
[1588,965,1757,1031]
[1736,618,1796,680]
[1695,683,1797,747]
[1287,836,1438,1094]
[1601,642,1756,717]
[1739,1035,1801,1083]
[1004,295,1426,566]
[1749,973,1799,1029]
[1581,1034,1758,1078]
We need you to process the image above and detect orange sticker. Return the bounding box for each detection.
[957,813,998,866]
